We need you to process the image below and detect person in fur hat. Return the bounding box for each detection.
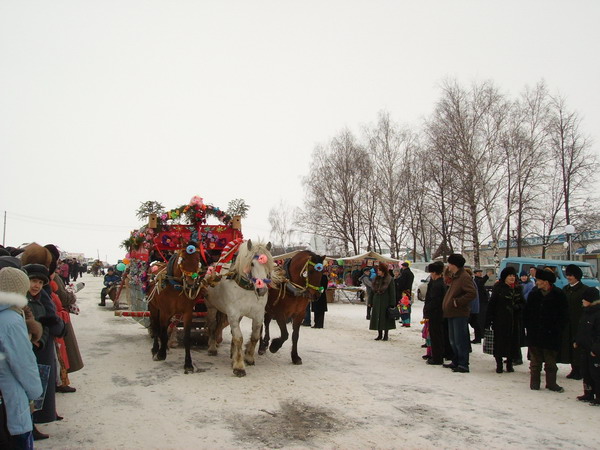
[524,268,569,392]
[573,287,600,405]
[559,264,587,380]
[0,267,43,449]
[485,266,526,373]
[23,263,65,438]
[442,253,477,373]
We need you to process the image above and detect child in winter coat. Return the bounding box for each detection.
[573,287,600,405]
[0,267,43,448]
[399,291,411,327]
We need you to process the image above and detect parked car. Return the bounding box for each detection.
[416,275,430,301]
[499,257,599,290]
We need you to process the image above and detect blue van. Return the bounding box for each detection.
[499,257,600,290]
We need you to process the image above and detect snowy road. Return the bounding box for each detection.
[36,274,599,449]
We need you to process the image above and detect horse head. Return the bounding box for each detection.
[234,239,274,297]
[176,241,204,294]
[291,251,327,300]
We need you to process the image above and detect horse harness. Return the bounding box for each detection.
[154,250,207,301]
[273,256,324,302]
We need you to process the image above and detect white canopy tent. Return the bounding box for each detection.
[272,250,404,264]
[326,251,403,264]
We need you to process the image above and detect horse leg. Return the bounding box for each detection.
[206,305,218,356]
[150,305,160,358]
[269,316,289,354]
[244,317,262,366]
[155,314,169,361]
[183,310,194,374]
[290,313,304,365]
[258,314,271,355]
[229,317,245,377]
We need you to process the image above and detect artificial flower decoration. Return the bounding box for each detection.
[186,245,196,254]
[314,263,324,272]
[257,254,268,265]
[254,279,266,289]
[190,196,204,206]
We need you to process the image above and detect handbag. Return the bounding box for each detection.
[386,305,401,321]
[483,328,494,355]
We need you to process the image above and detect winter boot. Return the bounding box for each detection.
[577,384,594,402]
[382,330,389,341]
[545,370,564,393]
[530,369,541,390]
[374,331,383,341]
[566,365,582,380]
[495,357,503,374]
[33,426,49,441]
[506,359,514,373]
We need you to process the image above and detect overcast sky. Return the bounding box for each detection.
[1,0,598,262]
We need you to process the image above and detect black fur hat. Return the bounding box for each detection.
[500,266,517,282]
[447,253,466,268]
[23,263,50,284]
[427,261,445,275]
[565,264,583,280]
[535,268,556,284]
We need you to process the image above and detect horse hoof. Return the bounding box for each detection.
[257,348,265,356]
[233,368,246,377]
[184,366,194,374]
[153,353,166,361]
[269,342,282,353]
[208,350,217,356]
[292,357,303,365]
[245,359,255,366]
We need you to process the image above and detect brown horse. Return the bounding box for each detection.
[148,241,208,373]
[259,250,326,364]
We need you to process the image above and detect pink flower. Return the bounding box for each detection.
[190,196,204,206]
[257,254,268,265]
[255,279,266,289]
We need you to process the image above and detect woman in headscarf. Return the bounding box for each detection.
[485,266,526,373]
[368,263,396,341]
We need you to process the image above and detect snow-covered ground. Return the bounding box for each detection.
[36,273,599,449]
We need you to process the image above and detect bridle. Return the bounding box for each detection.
[282,254,324,297]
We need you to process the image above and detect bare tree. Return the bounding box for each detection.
[268,200,297,250]
[428,79,508,267]
[364,111,417,258]
[509,82,551,256]
[301,129,373,255]
[548,94,598,229]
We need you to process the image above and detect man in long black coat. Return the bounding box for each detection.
[396,262,414,299]
[559,264,587,380]
[524,268,569,392]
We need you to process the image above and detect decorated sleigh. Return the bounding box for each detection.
[116,196,243,332]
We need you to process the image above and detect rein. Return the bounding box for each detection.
[160,249,206,300]
[282,257,323,297]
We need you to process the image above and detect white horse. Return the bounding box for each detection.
[204,239,275,377]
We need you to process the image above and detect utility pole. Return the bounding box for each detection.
[2,211,6,246]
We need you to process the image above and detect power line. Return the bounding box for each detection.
[6,211,136,232]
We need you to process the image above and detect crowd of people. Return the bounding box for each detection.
[355,253,600,406]
[415,254,600,405]
[0,243,84,448]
